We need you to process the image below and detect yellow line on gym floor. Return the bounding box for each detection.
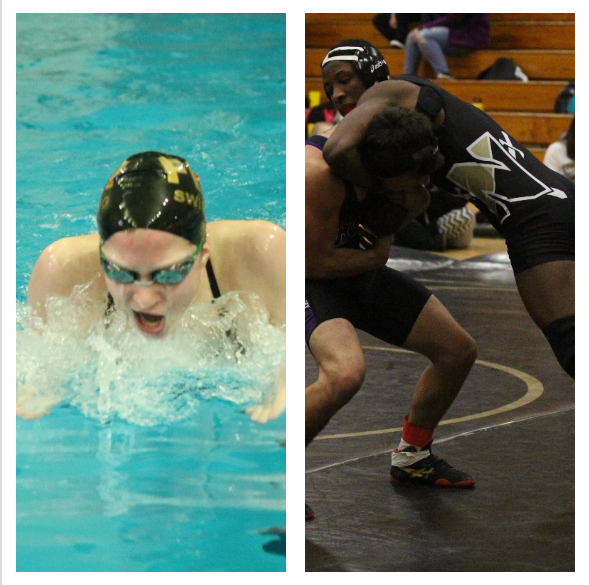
[315,347,544,441]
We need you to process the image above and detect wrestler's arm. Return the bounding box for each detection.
[321,95,391,192]
[322,80,419,189]
[305,148,393,280]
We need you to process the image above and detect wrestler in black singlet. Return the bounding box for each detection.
[396,74,575,275]
[307,134,365,249]
[305,135,431,347]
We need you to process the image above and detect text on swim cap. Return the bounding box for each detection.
[159,155,189,184]
[173,189,202,209]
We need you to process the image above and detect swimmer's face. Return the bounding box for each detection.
[322,61,366,116]
[101,229,209,336]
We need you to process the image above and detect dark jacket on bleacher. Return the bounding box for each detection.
[420,14,490,49]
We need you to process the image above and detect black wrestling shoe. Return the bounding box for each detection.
[389,444,475,487]
[305,503,315,521]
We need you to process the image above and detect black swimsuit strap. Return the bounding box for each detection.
[206,259,222,299]
[106,292,115,315]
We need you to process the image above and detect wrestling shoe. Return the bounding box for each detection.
[305,503,315,521]
[389,444,475,487]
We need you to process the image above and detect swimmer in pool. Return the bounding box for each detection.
[19,151,286,423]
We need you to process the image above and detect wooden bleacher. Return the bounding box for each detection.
[305,13,575,159]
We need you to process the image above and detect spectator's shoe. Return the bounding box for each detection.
[389,40,405,49]
[389,444,475,487]
[436,72,455,80]
[305,503,315,521]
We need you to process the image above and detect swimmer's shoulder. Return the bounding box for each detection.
[207,220,285,256]
[37,233,101,273]
[206,220,285,293]
[28,234,105,317]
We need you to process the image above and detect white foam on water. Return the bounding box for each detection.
[17,291,285,426]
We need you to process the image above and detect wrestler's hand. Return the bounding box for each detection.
[359,190,409,237]
[360,184,430,239]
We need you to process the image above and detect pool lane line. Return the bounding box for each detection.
[314,347,544,441]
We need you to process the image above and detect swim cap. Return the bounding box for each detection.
[97,151,206,245]
[322,39,390,99]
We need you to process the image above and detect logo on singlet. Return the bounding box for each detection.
[446,131,567,223]
[335,219,359,248]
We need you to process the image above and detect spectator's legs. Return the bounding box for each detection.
[414,26,451,76]
[403,31,422,74]
[372,13,396,41]
[395,14,420,41]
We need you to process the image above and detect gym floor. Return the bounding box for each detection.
[305,242,575,572]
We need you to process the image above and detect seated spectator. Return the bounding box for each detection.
[373,14,446,49]
[403,14,490,79]
[372,14,420,49]
[544,116,575,182]
[393,187,476,251]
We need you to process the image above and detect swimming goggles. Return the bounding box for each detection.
[99,239,204,285]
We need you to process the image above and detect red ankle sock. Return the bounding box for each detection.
[401,415,434,449]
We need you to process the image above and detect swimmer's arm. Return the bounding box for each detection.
[238,225,286,423]
[17,388,60,420]
[27,241,78,322]
[243,222,287,328]
[27,236,102,323]
[305,154,393,279]
[245,365,286,424]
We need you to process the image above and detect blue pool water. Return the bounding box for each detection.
[16,13,286,572]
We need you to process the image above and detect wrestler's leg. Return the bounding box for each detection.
[515,260,575,377]
[306,318,366,446]
[402,294,477,428]
[515,260,574,328]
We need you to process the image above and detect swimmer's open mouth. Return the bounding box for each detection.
[133,311,166,335]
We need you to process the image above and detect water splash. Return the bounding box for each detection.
[16,292,285,426]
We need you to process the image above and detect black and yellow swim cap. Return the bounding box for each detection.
[97,151,206,245]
